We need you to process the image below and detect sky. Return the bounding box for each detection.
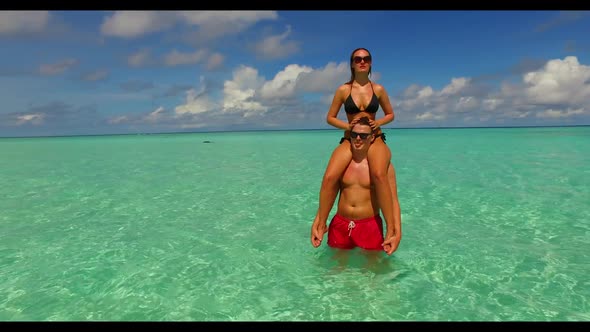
[1,10,589,137]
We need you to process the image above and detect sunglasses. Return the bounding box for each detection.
[353,56,372,64]
[350,131,371,140]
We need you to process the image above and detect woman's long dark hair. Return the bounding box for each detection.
[348,47,372,84]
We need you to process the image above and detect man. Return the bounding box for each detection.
[310,117,402,255]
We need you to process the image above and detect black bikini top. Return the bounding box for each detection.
[344,81,380,114]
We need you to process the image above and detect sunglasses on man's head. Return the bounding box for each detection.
[353,56,372,64]
[350,131,371,139]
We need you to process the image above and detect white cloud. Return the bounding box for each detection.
[401,84,421,98]
[254,25,299,60]
[206,53,224,70]
[536,108,585,118]
[439,77,470,96]
[101,11,176,38]
[296,61,349,94]
[109,116,128,124]
[158,56,590,130]
[482,98,504,111]
[418,86,434,99]
[175,89,213,116]
[16,113,44,125]
[178,11,278,40]
[164,49,208,66]
[398,85,434,110]
[82,69,109,82]
[145,106,166,122]
[395,55,590,126]
[101,11,278,39]
[395,76,485,125]
[259,64,313,100]
[416,112,445,121]
[222,66,268,115]
[523,56,590,105]
[128,48,224,69]
[175,77,216,116]
[505,110,531,119]
[170,61,347,123]
[39,58,78,75]
[456,96,478,112]
[0,11,50,35]
[179,122,208,129]
[127,49,153,67]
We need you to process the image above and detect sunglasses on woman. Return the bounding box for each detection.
[353,56,372,64]
[350,131,371,139]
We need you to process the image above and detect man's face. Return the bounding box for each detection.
[350,124,373,152]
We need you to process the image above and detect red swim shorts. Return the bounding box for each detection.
[327,214,384,250]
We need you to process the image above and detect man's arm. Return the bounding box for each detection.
[382,162,402,255]
[311,213,327,248]
[311,182,342,248]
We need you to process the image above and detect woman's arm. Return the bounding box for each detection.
[326,85,350,130]
[374,84,395,128]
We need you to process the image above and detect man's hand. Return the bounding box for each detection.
[382,232,401,255]
[311,215,328,248]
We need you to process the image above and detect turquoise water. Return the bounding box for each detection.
[1,127,589,321]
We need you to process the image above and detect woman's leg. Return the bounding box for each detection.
[387,162,402,241]
[367,140,395,240]
[316,140,352,226]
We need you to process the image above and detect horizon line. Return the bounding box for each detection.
[1,124,589,139]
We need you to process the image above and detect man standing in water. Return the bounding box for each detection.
[310,117,402,255]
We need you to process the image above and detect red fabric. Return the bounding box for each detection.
[327,214,384,250]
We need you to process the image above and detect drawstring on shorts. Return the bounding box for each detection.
[348,220,356,236]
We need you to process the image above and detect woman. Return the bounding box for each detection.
[313,47,399,255]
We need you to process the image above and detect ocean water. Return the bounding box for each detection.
[1,126,589,321]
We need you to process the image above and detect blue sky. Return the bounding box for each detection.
[1,10,589,137]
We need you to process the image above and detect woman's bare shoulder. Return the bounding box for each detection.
[372,81,385,91]
[372,82,389,96]
[337,82,351,91]
[335,83,351,97]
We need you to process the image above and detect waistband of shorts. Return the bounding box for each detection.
[334,214,382,223]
